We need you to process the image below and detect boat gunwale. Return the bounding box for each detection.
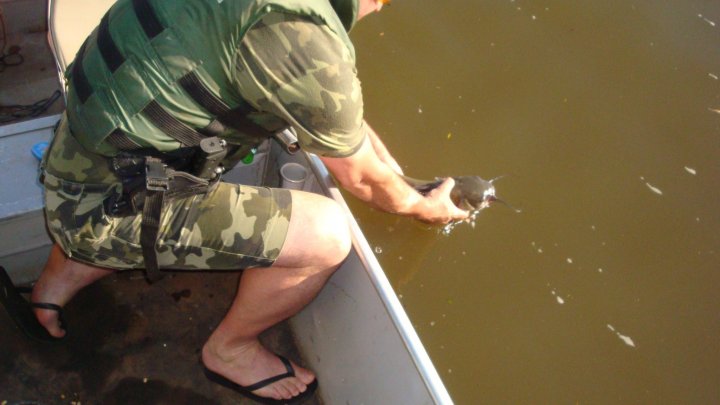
[305,153,454,404]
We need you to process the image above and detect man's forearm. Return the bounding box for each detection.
[323,136,420,214]
[321,135,461,223]
[363,121,403,175]
[343,161,422,215]
[320,126,468,224]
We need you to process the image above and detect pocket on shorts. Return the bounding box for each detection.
[44,175,115,242]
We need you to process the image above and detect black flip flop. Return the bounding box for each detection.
[203,354,318,404]
[0,266,65,342]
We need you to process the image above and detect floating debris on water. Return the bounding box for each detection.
[645,183,663,195]
[684,166,697,175]
[642,178,663,195]
[709,73,719,80]
[598,268,604,273]
[556,296,565,304]
[607,324,636,347]
[418,106,423,114]
[709,108,720,115]
[374,246,383,254]
[698,14,716,26]
[566,258,573,264]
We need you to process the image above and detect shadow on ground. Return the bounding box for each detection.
[0,270,319,404]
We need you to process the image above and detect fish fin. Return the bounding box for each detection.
[494,197,522,213]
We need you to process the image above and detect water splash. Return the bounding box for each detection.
[441,209,483,235]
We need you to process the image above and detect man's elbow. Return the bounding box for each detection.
[334,171,371,197]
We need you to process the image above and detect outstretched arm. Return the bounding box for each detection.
[320,128,468,224]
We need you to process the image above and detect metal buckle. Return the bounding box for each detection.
[145,159,169,191]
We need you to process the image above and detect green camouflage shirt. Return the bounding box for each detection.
[236,12,365,158]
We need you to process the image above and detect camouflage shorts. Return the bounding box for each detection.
[43,172,292,270]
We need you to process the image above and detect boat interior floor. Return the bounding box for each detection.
[0,30,65,125]
[0,270,320,405]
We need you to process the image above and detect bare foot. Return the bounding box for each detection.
[202,339,316,401]
[31,245,114,338]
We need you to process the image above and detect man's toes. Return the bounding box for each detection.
[268,379,305,400]
[285,379,303,397]
[296,367,316,385]
[271,383,293,400]
[286,360,315,385]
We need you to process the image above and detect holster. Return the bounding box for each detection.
[106,138,226,283]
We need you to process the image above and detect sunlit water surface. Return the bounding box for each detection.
[347,1,720,403]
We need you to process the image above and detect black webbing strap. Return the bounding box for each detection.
[98,13,124,72]
[178,72,272,141]
[142,100,206,147]
[178,72,229,116]
[141,190,164,282]
[71,41,93,103]
[219,107,275,142]
[106,129,143,150]
[133,0,164,39]
[140,157,167,283]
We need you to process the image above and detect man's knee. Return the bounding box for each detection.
[315,199,351,266]
[276,192,351,268]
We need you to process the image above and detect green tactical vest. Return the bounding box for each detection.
[64,0,358,157]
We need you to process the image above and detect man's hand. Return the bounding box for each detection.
[416,177,470,224]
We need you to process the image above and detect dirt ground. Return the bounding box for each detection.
[0,270,319,405]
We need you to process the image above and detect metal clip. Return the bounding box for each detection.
[145,158,169,191]
[274,129,300,154]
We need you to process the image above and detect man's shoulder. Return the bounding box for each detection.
[247,12,352,62]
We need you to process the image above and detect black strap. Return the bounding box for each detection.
[140,157,167,283]
[178,71,272,141]
[137,158,217,283]
[71,41,93,103]
[106,129,143,150]
[218,106,274,142]
[133,0,164,39]
[140,189,164,283]
[142,100,206,147]
[178,72,229,116]
[98,12,124,72]
[243,355,295,392]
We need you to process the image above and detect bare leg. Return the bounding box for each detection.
[31,244,115,338]
[202,190,351,401]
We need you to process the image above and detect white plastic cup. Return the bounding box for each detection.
[280,162,308,190]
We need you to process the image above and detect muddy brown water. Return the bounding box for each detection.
[348,1,720,403]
